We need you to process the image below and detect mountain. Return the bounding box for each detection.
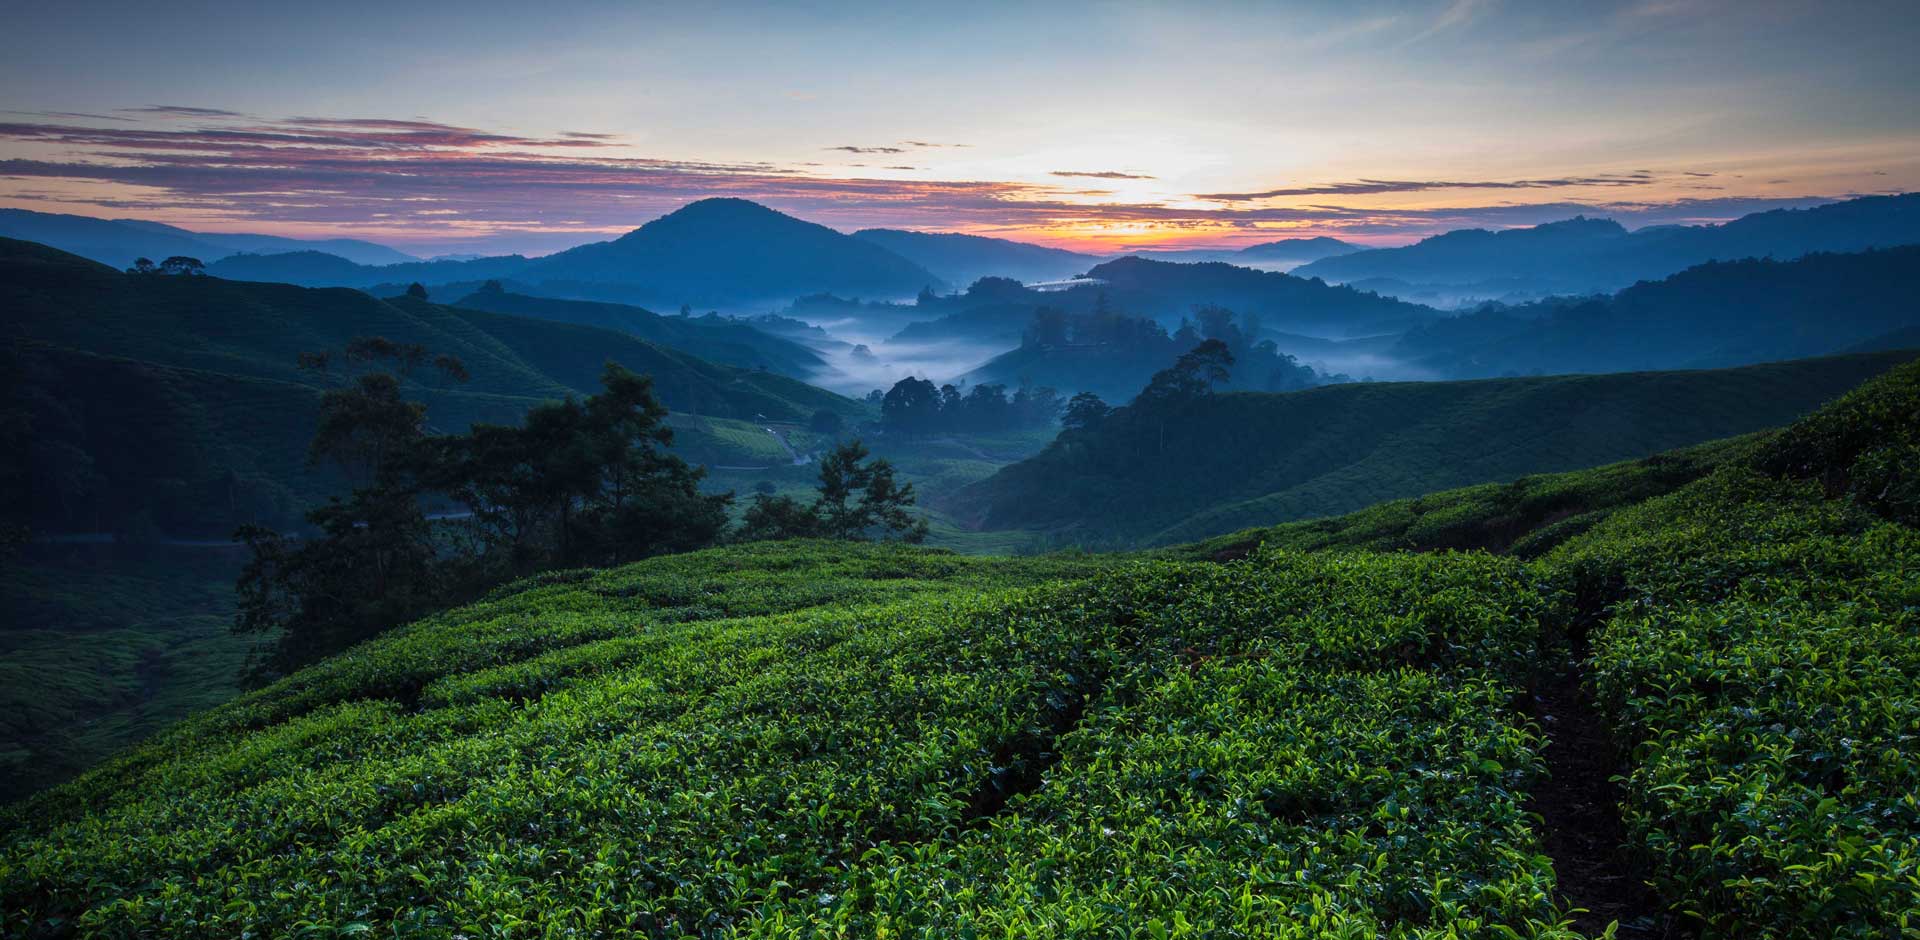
[0,208,418,268]
[853,229,1101,286]
[204,250,533,289]
[448,284,826,378]
[1395,246,1920,377]
[952,349,1919,545]
[959,306,1342,403]
[1233,235,1363,265]
[519,198,944,308]
[1083,256,1436,336]
[9,357,1919,935]
[886,257,1435,354]
[1113,237,1362,270]
[0,209,218,268]
[0,237,865,540]
[110,220,418,265]
[1294,192,1920,301]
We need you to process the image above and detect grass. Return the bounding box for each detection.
[0,544,258,803]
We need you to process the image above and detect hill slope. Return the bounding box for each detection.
[0,237,864,537]
[7,358,1918,937]
[1295,192,1920,298]
[955,350,1919,544]
[0,208,416,268]
[853,229,1100,285]
[204,250,533,289]
[447,285,825,378]
[1085,256,1435,336]
[1396,246,1920,377]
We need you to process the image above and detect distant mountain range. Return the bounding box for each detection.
[852,229,1102,286]
[1295,193,1920,302]
[1117,236,1364,270]
[0,208,419,267]
[205,251,533,289]
[200,199,946,310]
[1394,245,1920,378]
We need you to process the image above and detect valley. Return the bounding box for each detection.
[3,103,1920,933]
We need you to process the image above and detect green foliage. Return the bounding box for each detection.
[1171,434,1760,561]
[739,440,928,543]
[239,361,730,680]
[0,545,253,803]
[962,350,1918,546]
[8,309,1920,935]
[1,542,1580,938]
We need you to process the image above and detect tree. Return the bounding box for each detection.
[157,256,205,276]
[1193,304,1241,345]
[880,376,942,435]
[434,364,729,570]
[1011,382,1064,427]
[1024,306,1070,348]
[738,439,926,543]
[1182,338,1235,392]
[236,355,727,682]
[1061,392,1111,431]
[309,371,427,484]
[405,282,429,300]
[127,257,156,275]
[1140,339,1235,406]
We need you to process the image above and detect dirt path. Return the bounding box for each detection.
[1528,658,1679,939]
[764,427,808,465]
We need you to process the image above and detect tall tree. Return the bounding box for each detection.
[739,439,927,543]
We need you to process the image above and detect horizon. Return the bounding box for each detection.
[3,1,1917,256]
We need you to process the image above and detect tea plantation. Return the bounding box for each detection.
[4,359,1918,937]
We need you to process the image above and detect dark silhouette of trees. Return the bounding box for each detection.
[881,376,943,435]
[1139,339,1235,406]
[738,439,927,543]
[1062,392,1111,431]
[236,351,727,682]
[878,376,1062,434]
[405,282,429,300]
[126,257,155,275]
[157,256,205,276]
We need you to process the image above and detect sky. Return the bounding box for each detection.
[2,0,1916,256]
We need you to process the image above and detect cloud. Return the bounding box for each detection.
[1051,170,1157,180]
[0,110,1854,253]
[119,105,247,118]
[1196,174,1664,202]
[828,145,909,154]
[1,110,136,122]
